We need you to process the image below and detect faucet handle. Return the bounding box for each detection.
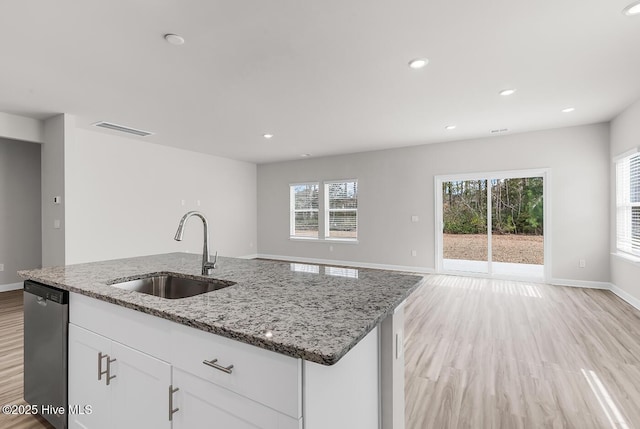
[212,251,218,269]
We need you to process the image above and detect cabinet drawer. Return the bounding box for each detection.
[170,323,302,419]
[173,367,302,429]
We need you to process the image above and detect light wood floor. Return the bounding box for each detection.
[0,290,53,429]
[405,275,640,429]
[4,276,640,429]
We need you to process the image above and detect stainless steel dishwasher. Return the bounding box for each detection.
[23,280,69,429]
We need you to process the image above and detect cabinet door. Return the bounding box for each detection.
[172,368,301,429]
[110,341,172,429]
[68,324,112,429]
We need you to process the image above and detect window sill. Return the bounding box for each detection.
[612,251,640,266]
[289,237,359,244]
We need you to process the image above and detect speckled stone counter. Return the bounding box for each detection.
[18,253,423,365]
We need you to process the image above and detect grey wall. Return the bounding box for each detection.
[258,123,610,283]
[0,138,42,285]
[41,114,68,267]
[610,98,640,302]
[64,128,257,264]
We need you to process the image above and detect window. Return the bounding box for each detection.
[290,183,319,238]
[616,150,640,257]
[325,180,358,240]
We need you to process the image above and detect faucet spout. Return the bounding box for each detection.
[174,211,217,275]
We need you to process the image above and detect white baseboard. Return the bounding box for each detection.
[256,254,434,274]
[609,283,640,312]
[238,253,259,260]
[550,278,611,290]
[0,282,23,292]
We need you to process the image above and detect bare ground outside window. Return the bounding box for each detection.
[444,233,544,265]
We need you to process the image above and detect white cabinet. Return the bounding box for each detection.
[172,368,301,429]
[68,292,392,429]
[68,324,111,429]
[68,324,171,429]
[169,321,302,420]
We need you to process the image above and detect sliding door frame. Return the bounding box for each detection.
[434,168,551,283]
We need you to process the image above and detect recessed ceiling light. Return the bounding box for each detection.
[263,133,274,139]
[301,153,312,158]
[445,125,457,130]
[490,128,509,134]
[164,33,185,45]
[499,89,516,96]
[623,1,640,15]
[561,107,575,113]
[408,58,429,69]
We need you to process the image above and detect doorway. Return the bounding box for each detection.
[435,169,550,281]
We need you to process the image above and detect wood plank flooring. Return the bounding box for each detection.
[405,275,640,429]
[3,275,640,429]
[0,290,53,429]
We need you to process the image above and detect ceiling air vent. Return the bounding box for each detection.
[92,121,154,137]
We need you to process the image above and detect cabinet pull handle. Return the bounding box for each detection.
[106,356,117,386]
[98,352,108,382]
[168,385,179,421]
[202,358,234,374]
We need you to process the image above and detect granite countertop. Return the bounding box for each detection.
[18,253,424,365]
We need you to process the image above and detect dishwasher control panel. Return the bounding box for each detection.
[24,281,69,304]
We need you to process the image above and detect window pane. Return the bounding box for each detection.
[633,206,640,252]
[291,183,319,238]
[328,211,357,238]
[328,182,358,209]
[327,180,358,239]
[294,184,319,210]
[631,154,640,204]
[294,211,318,237]
[616,152,640,256]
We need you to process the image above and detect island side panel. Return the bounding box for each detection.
[380,302,405,429]
[303,327,379,429]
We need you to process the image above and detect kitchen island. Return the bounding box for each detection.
[19,253,423,429]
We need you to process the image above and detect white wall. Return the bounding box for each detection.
[41,114,69,267]
[610,98,640,303]
[0,112,44,144]
[258,123,610,283]
[64,128,257,264]
[0,138,41,286]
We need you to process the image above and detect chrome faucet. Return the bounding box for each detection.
[174,211,217,275]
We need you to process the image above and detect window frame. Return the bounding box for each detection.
[615,149,640,258]
[289,182,320,239]
[324,179,358,241]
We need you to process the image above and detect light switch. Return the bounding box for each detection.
[53,196,61,204]
[411,215,419,222]
[54,219,61,229]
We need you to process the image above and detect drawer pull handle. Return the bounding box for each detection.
[98,352,107,381]
[106,356,117,386]
[202,358,234,374]
[169,385,179,421]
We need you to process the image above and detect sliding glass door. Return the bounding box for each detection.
[437,170,547,280]
[442,180,489,274]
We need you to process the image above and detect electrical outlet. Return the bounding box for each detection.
[579,259,586,268]
[0,263,4,271]
[411,215,419,222]
[411,250,417,257]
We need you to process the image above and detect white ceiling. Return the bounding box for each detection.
[1,0,639,164]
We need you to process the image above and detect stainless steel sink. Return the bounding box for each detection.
[108,274,235,299]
